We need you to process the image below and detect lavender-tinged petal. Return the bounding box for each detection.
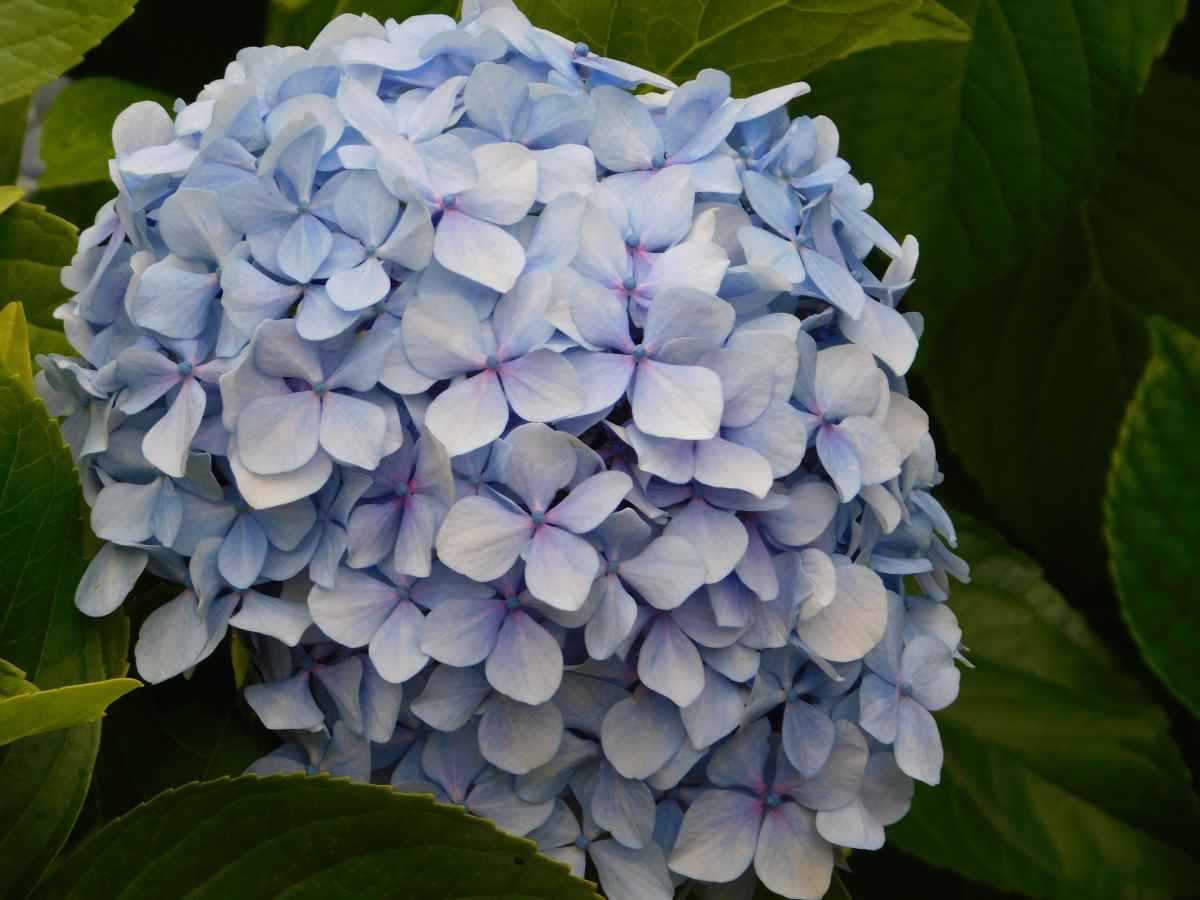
[370,598,429,684]
[632,360,723,441]
[76,542,147,616]
[217,512,268,589]
[680,665,743,749]
[523,525,600,613]
[410,664,492,732]
[546,471,631,533]
[308,566,398,647]
[588,85,662,172]
[312,655,365,734]
[617,535,706,611]
[318,391,388,470]
[477,693,563,774]
[244,669,324,730]
[228,590,313,646]
[436,495,533,581]
[133,589,208,684]
[592,759,656,849]
[422,723,488,804]
[420,596,507,668]
[424,371,510,457]
[782,700,836,778]
[601,688,687,780]
[754,803,833,900]
[667,789,762,883]
[795,560,887,662]
[486,610,563,704]
[435,209,526,293]
[498,348,585,422]
[236,391,322,476]
[693,436,773,498]
[664,500,748,584]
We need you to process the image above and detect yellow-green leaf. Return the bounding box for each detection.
[840,0,970,56]
[0,678,140,746]
[0,300,32,393]
[0,185,24,216]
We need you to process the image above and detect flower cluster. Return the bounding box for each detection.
[48,2,969,897]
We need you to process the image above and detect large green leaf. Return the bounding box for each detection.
[0,201,76,333]
[1105,317,1200,718]
[807,0,1184,339]
[0,676,139,747]
[515,0,924,95]
[33,775,600,899]
[0,363,126,898]
[921,64,1200,602]
[37,77,173,191]
[889,516,1200,899]
[0,0,139,105]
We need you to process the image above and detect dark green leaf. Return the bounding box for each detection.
[266,0,457,50]
[29,182,118,232]
[37,77,173,191]
[516,0,923,95]
[0,94,29,185]
[92,646,264,822]
[33,775,600,900]
[1105,317,1200,717]
[0,0,138,105]
[921,64,1200,601]
[0,201,77,332]
[0,678,139,746]
[838,0,970,57]
[807,0,1184,338]
[889,516,1200,898]
[0,722,100,900]
[0,364,127,896]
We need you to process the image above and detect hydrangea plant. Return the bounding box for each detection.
[47,2,970,896]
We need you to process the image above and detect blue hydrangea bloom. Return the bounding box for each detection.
[58,2,971,896]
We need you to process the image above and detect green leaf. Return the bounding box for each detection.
[515,0,923,95]
[0,659,37,698]
[0,95,27,185]
[37,77,173,191]
[0,363,127,896]
[0,302,32,393]
[1105,317,1200,718]
[0,0,139,105]
[92,644,263,822]
[0,678,140,746]
[921,64,1200,602]
[0,200,77,333]
[0,722,101,900]
[839,0,970,56]
[33,775,600,900]
[0,186,25,216]
[806,0,1184,339]
[888,516,1200,899]
[29,182,118,231]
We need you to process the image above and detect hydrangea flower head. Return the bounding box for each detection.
[57,3,970,897]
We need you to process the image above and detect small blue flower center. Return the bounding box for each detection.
[650,155,665,169]
[833,220,845,232]
[794,234,808,247]
[612,440,627,453]
[214,265,223,279]
[296,200,310,214]
[506,595,521,612]
[305,764,317,775]
[691,483,707,498]
[738,145,752,158]
[667,787,680,799]
[821,411,838,424]
[184,574,194,589]
[764,792,782,809]
[394,482,411,497]
[531,510,546,526]
[632,344,647,360]
[375,299,388,313]
[364,244,377,256]
[77,394,91,408]
[485,354,501,370]
[781,167,795,180]
[574,42,589,56]
[624,233,640,248]
[177,361,193,377]
[312,380,327,395]
[234,499,248,513]
[442,193,456,208]
[606,559,620,575]
[301,656,315,669]
[397,584,411,600]
[900,681,914,696]
[851,270,864,283]
[904,597,915,611]
[315,509,327,522]
[786,689,800,702]
[574,836,591,850]
[468,474,481,486]
[622,276,637,292]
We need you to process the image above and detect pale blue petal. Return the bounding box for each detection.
[485,609,563,704]
[667,789,762,883]
[477,693,563,774]
[638,614,705,707]
[217,511,268,588]
[411,663,492,731]
[244,669,324,730]
[600,687,687,780]
[420,596,507,667]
